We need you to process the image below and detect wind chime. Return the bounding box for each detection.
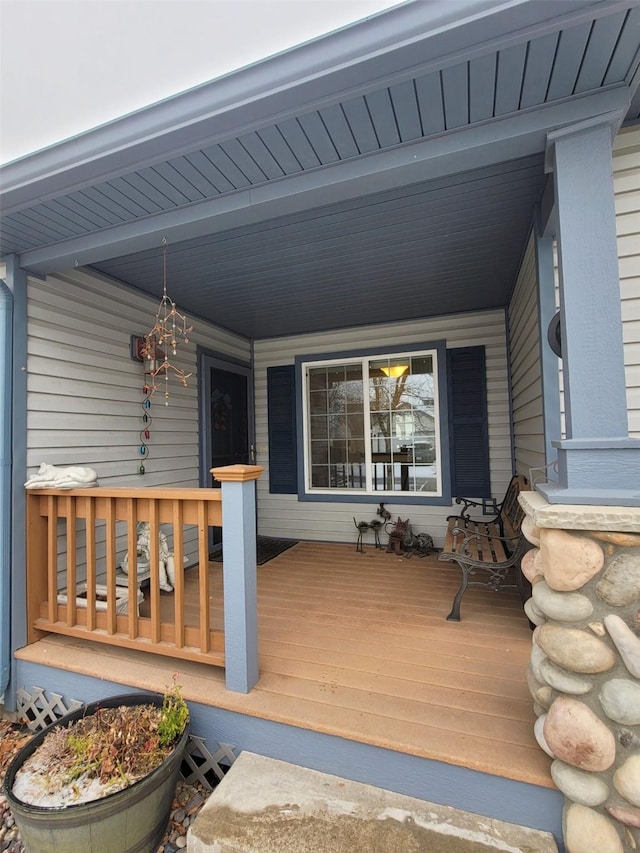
[136,240,193,474]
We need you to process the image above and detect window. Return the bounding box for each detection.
[302,349,441,496]
[267,344,490,502]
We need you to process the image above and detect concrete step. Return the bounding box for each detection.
[187,752,559,853]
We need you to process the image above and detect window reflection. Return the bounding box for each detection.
[305,352,439,494]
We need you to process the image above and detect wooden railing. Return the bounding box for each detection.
[25,467,264,691]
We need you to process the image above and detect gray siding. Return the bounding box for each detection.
[508,233,546,480]
[254,310,510,548]
[614,126,640,438]
[27,268,250,483]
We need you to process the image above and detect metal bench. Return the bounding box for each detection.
[438,475,531,621]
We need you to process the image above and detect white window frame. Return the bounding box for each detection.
[301,348,442,498]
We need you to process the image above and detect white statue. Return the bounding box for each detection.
[25,463,99,489]
[121,522,176,592]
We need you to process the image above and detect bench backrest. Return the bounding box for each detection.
[499,475,529,539]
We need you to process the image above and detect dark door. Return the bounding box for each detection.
[210,366,251,476]
[200,356,253,550]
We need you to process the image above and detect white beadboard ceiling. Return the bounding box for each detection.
[1,0,639,338]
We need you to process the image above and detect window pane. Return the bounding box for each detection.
[411,355,433,375]
[310,416,328,439]
[311,442,328,464]
[370,412,390,438]
[329,413,346,437]
[327,366,345,388]
[347,439,365,461]
[311,466,329,488]
[308,367,327,391]
[309,390,327,414]
[346,414,364,439]
[345,371,363,412]
[329,441,347,464]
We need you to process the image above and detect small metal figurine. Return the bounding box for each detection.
[376,502,392,523]
[353,517,371,553]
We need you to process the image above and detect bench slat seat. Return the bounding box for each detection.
[439,475,530,621]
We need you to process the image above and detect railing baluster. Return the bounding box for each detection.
[105,497,117,635]
[47,496,57,624]
[149,498,161,644]
[65,495,77,627]
[198,500,210,653]
[85,497,97,631]
[172,499,185,649]
[126,498,138,638]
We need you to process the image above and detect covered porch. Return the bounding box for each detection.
[3,3,640,849]
[16,539,550,790]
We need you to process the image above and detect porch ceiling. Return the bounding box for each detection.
[1,0,639,339]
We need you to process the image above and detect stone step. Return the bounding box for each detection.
[187,752,559,853]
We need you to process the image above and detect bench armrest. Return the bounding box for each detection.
[453,496,500,520]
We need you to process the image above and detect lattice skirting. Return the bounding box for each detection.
[15,685,237,791]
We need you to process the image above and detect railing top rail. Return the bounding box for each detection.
[25,487,222,501]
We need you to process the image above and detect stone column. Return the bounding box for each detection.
[520,492,640,853]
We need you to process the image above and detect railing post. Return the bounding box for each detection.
[210,464,264,693]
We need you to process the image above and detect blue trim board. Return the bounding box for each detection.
[6,256,27,712]
[14,659,564,849]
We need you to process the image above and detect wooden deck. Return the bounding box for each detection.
[16,541,552,789]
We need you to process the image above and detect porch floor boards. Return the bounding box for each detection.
[17,541,551,789]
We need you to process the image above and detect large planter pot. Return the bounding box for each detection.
[3,692,189,853]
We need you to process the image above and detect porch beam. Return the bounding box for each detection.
[537,114,640,506]
[211,464,264,693]
[16,87,631,276]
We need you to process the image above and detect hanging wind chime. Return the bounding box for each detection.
[136,239,194,474]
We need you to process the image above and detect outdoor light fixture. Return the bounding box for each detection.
[140,240,193,405]
[380,364,409,378]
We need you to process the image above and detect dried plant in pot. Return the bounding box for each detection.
[3,686,190,853]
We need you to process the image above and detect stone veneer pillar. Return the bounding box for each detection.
[519,492,640,853]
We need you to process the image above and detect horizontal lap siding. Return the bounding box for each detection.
[508,233,545,480]
[254,310,510,548]
[614,127,640,438]
[27,268,249,483]
[27,268,250,578]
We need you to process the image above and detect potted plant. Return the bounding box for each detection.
[3,683,190,853]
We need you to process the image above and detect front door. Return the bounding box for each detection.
[210,366,251,473]
[199,354,254,550]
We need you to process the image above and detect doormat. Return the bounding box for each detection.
[211,536,299,566]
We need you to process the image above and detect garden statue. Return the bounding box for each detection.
[121,521,176,592]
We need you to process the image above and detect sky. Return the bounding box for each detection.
[0,0,401,165]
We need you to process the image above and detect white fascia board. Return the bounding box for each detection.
[0,0,618,213]
[18,85,629,277]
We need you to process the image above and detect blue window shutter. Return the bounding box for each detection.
[267,365,298,494]
[447,346,491,498]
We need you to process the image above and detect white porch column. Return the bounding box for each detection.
[211,464,264,693]
[538,114,640,507]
